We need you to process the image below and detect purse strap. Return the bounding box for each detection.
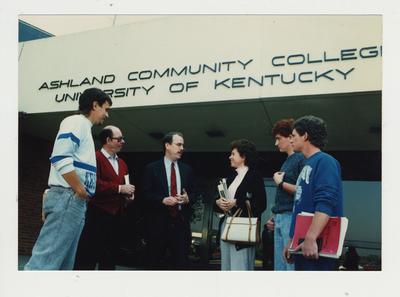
[223,200,254,242]
[245,200,253,242]
[223,207,241,241]
[245,200,253,217]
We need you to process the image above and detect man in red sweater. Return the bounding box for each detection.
[74,125,135,270]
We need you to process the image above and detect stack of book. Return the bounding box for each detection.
[289,212,349,258]
[217,178,230,200]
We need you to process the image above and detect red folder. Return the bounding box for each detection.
[289,212,348,258]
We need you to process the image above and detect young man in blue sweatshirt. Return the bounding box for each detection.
[283,115,343,271]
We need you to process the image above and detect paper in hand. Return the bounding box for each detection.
[218,184,226,199]
[124,174,135,200]
[124,174,131,183]
[221,178,230,199]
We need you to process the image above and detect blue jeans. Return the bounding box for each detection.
[220,219,256,271]
[24,187,87,270]
[274,212,294,271]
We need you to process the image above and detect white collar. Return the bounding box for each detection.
[164,157,178,168]
[235,165,249,176]
[101,147,118,160]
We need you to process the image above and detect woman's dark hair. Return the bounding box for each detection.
[78,88,112,116]
[230,139,258,167]
[293,115,328,149]
[272,118,294,137]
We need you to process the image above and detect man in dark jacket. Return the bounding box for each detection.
[143,132,195,270]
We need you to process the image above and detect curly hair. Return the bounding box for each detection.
[230,139,258,167]
[272,118,294,137]
[293,115,327,149]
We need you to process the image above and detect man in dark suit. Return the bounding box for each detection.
[74,125,135,270]
[143,131,195,270]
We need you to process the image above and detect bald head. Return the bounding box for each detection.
[99,125,125,155]
[104,125,119,136]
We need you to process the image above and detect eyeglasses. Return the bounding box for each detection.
[111,136,125,142]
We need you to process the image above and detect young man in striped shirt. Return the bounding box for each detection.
[24,88,112,270]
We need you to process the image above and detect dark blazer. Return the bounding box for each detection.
[142,159,195,224]
[90,150,129,215]
[143,158,195,268]
[217,168,267,219]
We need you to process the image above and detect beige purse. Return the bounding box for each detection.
[221,200,260,244]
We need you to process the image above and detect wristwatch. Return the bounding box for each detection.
[278,181,284,189]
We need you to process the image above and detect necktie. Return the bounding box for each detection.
[169,162,178,218]
[171,162,177,197]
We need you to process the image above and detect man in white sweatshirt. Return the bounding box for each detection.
[24,88,112,270]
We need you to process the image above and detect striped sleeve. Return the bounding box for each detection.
[49,118,82,175]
